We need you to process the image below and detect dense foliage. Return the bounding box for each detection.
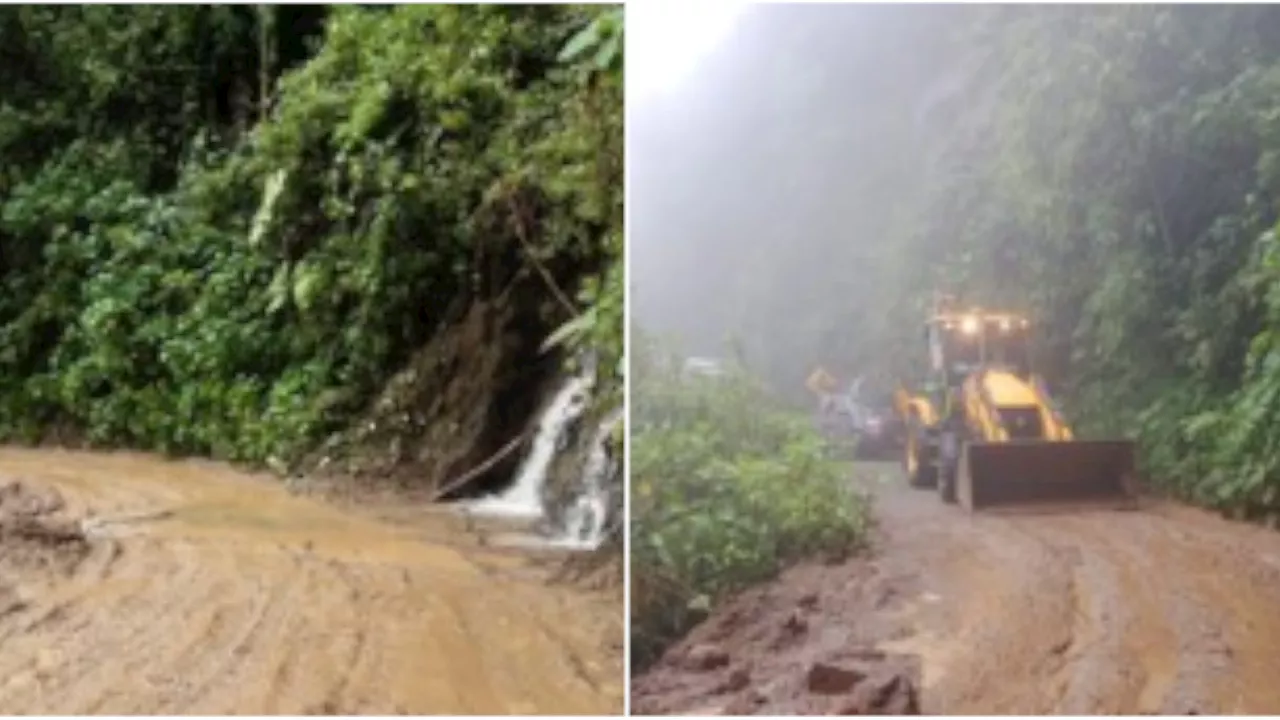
[630,331,871,669]
[635,5,1280,521]
[900,6,1280,516]
[0,5,621,470]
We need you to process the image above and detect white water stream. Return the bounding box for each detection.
[465,373,593,519]
[543,407,622,550]
[462,365,620,552]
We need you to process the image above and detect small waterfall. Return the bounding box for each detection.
[545,408,622,550]
[465,373,593,519]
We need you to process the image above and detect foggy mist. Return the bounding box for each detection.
[630,6,1280,709]
[630,4,970,401]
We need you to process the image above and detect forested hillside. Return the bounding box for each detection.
[904,6,1280,516]
[631,5,1280,518]
[0,5,621,488]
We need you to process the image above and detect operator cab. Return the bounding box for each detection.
[926,310,1032,387]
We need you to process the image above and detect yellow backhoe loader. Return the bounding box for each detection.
[894,296,1136,511]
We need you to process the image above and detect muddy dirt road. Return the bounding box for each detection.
[633,463,1280,715]
[0,447,621,715]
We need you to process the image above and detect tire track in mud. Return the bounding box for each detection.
[905,496,1280,715]
[0,448,622,715]
[996,516,1185,714]
[633,464,1280,715]
[1038,514,1219,714]
[1137,509,1280,713]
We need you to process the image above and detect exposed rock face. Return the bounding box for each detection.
[306,295,563,498]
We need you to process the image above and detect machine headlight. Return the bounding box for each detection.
[960,315,981,335]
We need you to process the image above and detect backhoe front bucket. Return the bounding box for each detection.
[957,439,1136,512]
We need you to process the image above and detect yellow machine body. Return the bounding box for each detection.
[898,298,1137,511]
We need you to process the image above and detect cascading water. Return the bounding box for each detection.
[465,373,593,519]
[462,353,621,552]
[543,407,622,550]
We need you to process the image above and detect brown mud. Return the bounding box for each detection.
[0,447,622,715]
[632,463,1280,716]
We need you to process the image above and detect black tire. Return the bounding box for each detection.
[937,433,958,504]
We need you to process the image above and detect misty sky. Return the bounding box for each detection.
[627,1,746,105]
[628,3,969,393]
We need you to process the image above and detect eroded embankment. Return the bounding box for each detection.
[0,448,622,715]
[633,464,1280,716]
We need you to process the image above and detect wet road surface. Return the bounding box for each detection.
[0,447,622,715]
[633,463,1280,715]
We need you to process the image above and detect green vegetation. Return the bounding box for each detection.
[629,332,871,669]
[0,6,621,480]
[638,5,1280,523]
[896,7,1280,516]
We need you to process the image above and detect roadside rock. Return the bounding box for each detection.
[783,610,808,635]
[684,644,731,672]
[717,667,751,693]
[807,661,866,695]
[722,690,768,715]
[631,558,924,716]
[837,672,921,715]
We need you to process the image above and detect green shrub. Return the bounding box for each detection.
[0,5,622,469]
[629,333,871,670]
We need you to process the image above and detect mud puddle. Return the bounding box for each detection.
[0,447,622,715]
[632,463,1280,715]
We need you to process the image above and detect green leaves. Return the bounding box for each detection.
[899,7,1280,518]
[249,168,288,248]
[536,7,623,395]
[558,7,622,72]
[0,5,621,471]
[630,335,871,670]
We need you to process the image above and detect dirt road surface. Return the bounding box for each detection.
[632,463,1280,715]
[0,447,622,715]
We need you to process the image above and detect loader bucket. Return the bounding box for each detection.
[957,439,1136,512]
